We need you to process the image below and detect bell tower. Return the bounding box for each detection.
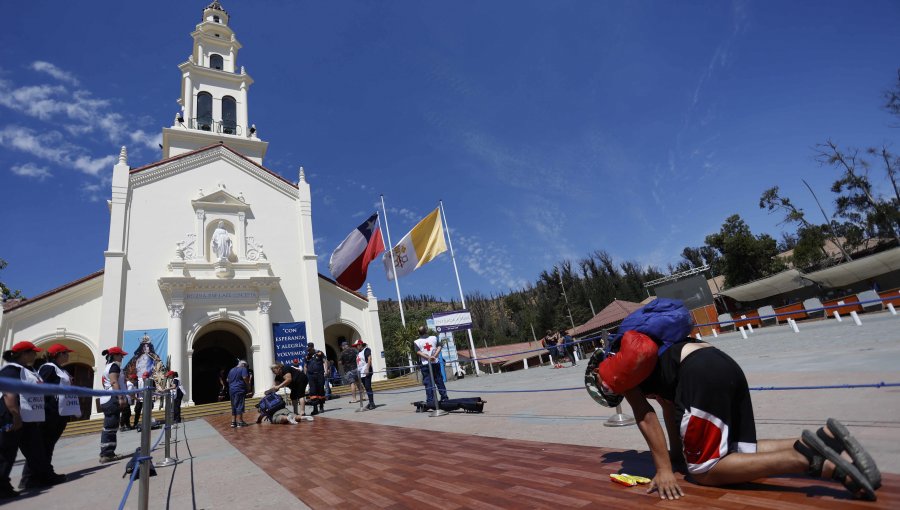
[161,1,268,163]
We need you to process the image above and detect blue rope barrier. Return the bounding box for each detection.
[117,427,166,510]
[0,377,142,397]
[376,381,900,396]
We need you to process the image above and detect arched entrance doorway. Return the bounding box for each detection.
[192,323,250,405]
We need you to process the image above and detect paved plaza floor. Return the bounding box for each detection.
[4,311,900,508]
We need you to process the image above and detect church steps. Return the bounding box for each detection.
[60,375,420,437]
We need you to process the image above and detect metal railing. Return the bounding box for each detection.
[188,118,242,136]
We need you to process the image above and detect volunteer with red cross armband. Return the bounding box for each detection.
[585,298,882,501]
[414,326,448,408]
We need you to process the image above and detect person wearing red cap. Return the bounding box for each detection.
[98,346,128,463]
[592,330,881,501]
[354,340,375,410]
[1,341,63,497]
[33,344,80,485]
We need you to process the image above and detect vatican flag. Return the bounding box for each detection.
[383,207,447,281]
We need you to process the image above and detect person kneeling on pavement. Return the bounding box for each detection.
[586,299,882,501]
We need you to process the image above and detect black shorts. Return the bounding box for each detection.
[289,373,308,401]
[676,348,757,475]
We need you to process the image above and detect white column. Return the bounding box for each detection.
[183,74,193,122]
[168,302,184,388]
[195,210,205,260]
[237,212,246,260]
[239,81,248,137]
[186,349,194,405]
[255,300,275,394]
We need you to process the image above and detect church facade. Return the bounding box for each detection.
[0,2,385,408]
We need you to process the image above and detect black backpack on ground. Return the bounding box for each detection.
[123,447,157,478]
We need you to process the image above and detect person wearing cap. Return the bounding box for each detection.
[592,329,882,501]
[354,340,375,410]
[0,341,62,497]
[98,346,128,463]
[304,343,327,415]
[165,371,185,423]
[35,344,80,482]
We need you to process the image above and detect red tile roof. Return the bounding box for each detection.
[455,341,545,365]
[571,299,644,337]
[3,270,367,313]
[129,142,298,190]
[2,270,104,312]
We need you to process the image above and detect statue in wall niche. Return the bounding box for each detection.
[211,221,233,261]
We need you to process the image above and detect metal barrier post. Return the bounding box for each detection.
[138,385,152,510]
[850,311,863,326]
[426,361,447,417]
[158,392,177,467]
[604,404,635,427]
[889,303,897,315]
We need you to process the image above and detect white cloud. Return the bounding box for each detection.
[0,64,161,152]
[30,61,80,86]
[455,232,528,291]
[10,162,51,180]
[0,125,116,177]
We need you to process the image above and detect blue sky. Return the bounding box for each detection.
[2,1,899,303]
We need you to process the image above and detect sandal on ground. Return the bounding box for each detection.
[794,430,876,501]
[817,418,881,490]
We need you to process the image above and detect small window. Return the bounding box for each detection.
[196,92,213,131]
[214,33,220,38]
[209,54,223,70]
[213,16,220,23]
[222,96,237,134]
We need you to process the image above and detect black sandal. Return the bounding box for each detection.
[816,418,881,490]
[794,430,876,501]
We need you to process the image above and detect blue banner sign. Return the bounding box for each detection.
[272,322,307,367]
[432,309,473,333]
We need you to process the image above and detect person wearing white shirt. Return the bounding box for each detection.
[413,326,448,408]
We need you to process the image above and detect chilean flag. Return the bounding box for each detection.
[329,212,385,291]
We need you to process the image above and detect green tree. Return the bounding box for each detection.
[705,215,786,288]
[1,259,23,302]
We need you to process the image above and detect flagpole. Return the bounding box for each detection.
[380,195,406,328]
[438,200,481,376]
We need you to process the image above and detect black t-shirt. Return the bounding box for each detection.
[638,338,700,402]
[340,348,358,371]
[285,366,308,389]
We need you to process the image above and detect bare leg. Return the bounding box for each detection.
[757,439,798,453]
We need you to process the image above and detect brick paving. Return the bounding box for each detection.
[209,414,900,509]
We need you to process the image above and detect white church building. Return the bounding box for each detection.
[0,1,385,410]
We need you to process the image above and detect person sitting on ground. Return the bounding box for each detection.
[590,328,882,501]
[268,362,308,417]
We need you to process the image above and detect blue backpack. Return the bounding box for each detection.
[256,392,286,421]
[613,298,693,354]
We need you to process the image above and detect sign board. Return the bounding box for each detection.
[272,322,307,367]
[432,309,473,333]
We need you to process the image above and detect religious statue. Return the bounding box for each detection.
[211,221,233,261]
[123,333,168,391]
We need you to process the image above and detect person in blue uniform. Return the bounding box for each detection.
[305,344,326,415]
[99,346,128,463]
[0,341,63,498]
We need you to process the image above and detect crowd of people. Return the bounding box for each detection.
[3,306,883,503]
